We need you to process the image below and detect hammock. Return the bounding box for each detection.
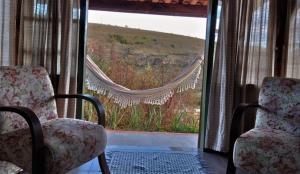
[85,55,204,108]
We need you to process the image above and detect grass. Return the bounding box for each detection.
[128,106,142,130]
[109,34,129,44]
[84,89,201,133]
[171,111,199,133]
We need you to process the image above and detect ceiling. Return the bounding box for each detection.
[127,0,208,6]
[89,0,208,17]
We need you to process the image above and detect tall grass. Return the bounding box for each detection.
[171,110,199,133]
[84,87,200,133]
[128,106,142,130]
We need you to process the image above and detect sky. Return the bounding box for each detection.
[88,10,207,39]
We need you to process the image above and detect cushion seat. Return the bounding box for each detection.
[0,118,107,174]
[233,128,300,174]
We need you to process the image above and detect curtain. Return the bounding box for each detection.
[0,0,80,118]
[286,0,300,78]
[205,0,300,152]
[0,0,16,65]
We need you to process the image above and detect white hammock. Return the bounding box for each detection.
[85,55,204,108]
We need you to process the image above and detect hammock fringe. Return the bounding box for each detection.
[85,55,204,108]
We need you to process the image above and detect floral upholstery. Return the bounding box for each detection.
[256,77,300,135]
[0,118,107,174]
[0,161,24,174]
[233,77,300,174]
[233,128,300,174]
[0,66,58,134]
[0,66,107,174]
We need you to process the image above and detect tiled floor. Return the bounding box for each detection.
[67,130,227,174]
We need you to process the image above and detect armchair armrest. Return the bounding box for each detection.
[55,94,106,127]
[0,106,44,174]
[226,103,263,174]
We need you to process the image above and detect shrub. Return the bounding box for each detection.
[109,34,128,44]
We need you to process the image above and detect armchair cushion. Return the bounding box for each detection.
[233,128,300,174]
[0,118,107,174]
[256,77,300,135]
[0,67,58,134]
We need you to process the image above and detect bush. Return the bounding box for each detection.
[109,34,128,44]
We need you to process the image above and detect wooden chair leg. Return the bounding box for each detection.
[98,153,110,174]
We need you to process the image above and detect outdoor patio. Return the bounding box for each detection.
[68,131,227,174]
[106,130,198,148]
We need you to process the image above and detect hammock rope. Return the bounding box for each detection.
[85,55,204,108]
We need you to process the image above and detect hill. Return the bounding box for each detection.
[87,23,205,70]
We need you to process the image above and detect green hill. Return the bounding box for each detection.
[87,23,205,70]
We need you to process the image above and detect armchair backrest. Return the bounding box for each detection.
[0,67,58,134]
[255,77,300,135]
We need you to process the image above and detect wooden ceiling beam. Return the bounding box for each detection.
[89,0,208,17]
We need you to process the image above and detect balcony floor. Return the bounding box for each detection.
[68,130,228,174]
[107,130,198,148]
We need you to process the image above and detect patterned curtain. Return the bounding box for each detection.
[205,0,300,152]
[0,0,80,118]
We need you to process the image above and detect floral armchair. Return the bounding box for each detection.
[0,66,110,174]
[227,77,300,174]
